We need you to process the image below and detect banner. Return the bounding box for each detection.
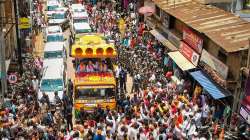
[200,50,229,80]
[179,41,200,66]
[183,27,203,54]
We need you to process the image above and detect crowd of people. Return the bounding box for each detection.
[1,0,249,139]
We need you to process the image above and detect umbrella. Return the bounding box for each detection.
[138,6,155,16]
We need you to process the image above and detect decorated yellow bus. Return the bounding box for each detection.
[71,34,117,120]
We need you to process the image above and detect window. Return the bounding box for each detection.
[218,50,227,64]
[76,88,115,99]
[155,5,161,17]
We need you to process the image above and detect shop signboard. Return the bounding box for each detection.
[183,27,203,54]
[19,17,31,29]
[179,41,200,66]
[200,50,228,80]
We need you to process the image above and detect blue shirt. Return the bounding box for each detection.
[93,134,105,140]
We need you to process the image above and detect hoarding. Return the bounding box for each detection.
[200,49,229,80]
[183,27,203,54]
[179,41,200,66]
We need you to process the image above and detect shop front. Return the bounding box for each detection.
[166,41,199,87]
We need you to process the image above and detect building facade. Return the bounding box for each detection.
[144,0,250,123]
[0,0,18,70]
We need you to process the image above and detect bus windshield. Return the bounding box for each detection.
[76,87,115,99]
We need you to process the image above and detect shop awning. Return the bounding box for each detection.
[150,29,177,51]
[190,70,227,99]
[168,51,195,71]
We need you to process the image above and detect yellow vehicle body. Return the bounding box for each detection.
[71,34,117,58]
[72,34,117,117]
[74,73,116,112]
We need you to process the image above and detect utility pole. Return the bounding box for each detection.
[0,31,7,103]
[29,0,32,33]
[247,38,250,68]
[0,0,7,104]
[13,0,23,75]
[231,0,237,13]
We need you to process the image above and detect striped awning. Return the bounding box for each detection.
[190,70,228,99]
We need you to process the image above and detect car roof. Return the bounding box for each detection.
[72,12,88,18]
[74,22,91,29]
[71,4,85,9]
[47,0,59,5]
[42,59,64,79]
[47,26,62,33]
[56,7,68,12]
[44,42,64,52]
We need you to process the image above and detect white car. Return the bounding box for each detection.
[48,7,69,30]
[73,22,92,39]
[44,26,65,42]
[39,58,66,104]
[46,0,61,19]
[43,42,67,60]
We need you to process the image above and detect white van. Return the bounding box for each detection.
[38,58,66,103]
[43,42,67,61]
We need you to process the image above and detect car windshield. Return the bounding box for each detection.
[47,35,64,42]
[75,29,91,34]
[48,5,58,11]
[74,9,85,12]
[76,87,115,99]
[73,18,88,23]
[52,13,65,19]
[41,79,63,91]
[44,51,63,59]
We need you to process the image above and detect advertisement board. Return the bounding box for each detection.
[200,50,229,80]
[179,41,200,66]
[19,17,31,29]
[183,27,203,54]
